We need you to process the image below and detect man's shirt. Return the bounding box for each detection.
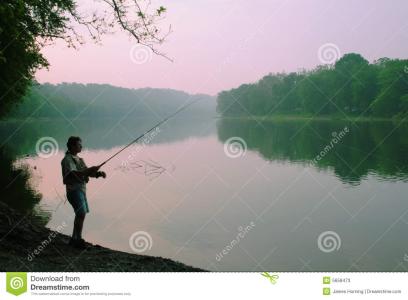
[61,152,88,193]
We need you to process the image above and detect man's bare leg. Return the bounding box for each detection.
[73,214,85,240]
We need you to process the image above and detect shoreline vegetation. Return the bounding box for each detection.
[0,201,203,272]
[217,53,408,120]
[8,83,216,120]
[216,114,408,123]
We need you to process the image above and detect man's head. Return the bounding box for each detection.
[67,136,82,154]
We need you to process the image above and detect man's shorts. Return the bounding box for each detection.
[66,189,89,215]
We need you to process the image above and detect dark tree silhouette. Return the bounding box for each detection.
[0,0,170,118]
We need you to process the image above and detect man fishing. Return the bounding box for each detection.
[59,101,197,249]
[61,136,106,249]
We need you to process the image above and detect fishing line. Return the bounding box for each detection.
[47,99,201,213]
[115,159,168,179]
[53,186,67,213]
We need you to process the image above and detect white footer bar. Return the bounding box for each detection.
[1,272,406,299]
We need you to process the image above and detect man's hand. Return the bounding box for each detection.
[71,165,100,179]
[82,166,100,177]
[88,166,100,173]
[96,171,107,179]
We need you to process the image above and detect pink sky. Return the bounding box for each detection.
[36,0,408,96]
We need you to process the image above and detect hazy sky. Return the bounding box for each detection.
[36,0,408,95]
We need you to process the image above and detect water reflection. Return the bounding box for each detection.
[217,118,408,184]
[2,117,408,271]
[0,117,216,157]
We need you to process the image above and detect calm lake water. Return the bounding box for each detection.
[2,117,408,271]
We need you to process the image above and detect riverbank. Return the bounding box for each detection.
[0,202,203,272]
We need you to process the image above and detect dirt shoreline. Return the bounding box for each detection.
[0,202,204,272]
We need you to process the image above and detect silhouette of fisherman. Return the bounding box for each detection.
[61,136,106,249]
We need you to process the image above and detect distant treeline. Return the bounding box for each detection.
[217,53,408,118]
[9,83,216,119]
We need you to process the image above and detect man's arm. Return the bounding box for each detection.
[66,166,100,182]
[90,171,106,178]
[71,166,100,177]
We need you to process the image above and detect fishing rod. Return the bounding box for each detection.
[98,99,201,168]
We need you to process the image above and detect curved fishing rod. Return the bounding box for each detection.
[98,99,201,168]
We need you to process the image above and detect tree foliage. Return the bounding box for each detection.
[8,83,215,119]
[217,53,408,118]
[0,0,170,118]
